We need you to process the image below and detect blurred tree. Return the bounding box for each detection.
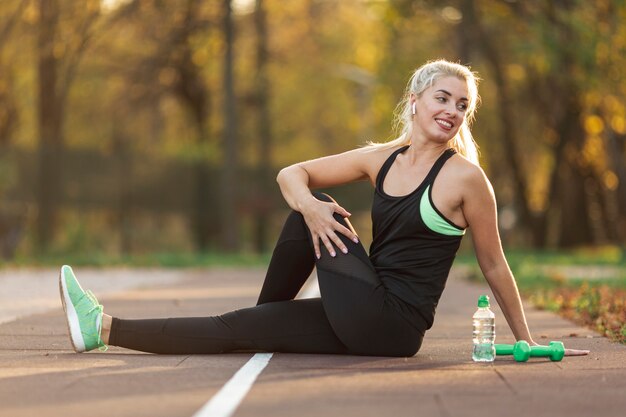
[35,0,100,252]
[220,0,239,251]
[460,0,544,246]
[0,0,26,146]
[36,0,61,253]
[252,0,273,253]
[167,0,213,251]
[0,0,28,259]
[512,0,625,247]
[455,0,625,248]
[0,0,621,257]
[540,1,594,248]
[83,0,219,252]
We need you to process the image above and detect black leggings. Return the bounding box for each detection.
[109,193,427,357]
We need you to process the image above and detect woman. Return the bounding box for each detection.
[60,60,588,357]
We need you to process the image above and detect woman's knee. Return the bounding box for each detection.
[311,192,353,228]
[407,335,424,357]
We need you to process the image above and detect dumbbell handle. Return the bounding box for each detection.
[530,345,557,357]
[495,344,515,355]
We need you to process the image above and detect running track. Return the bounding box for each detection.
[0,267,622,417]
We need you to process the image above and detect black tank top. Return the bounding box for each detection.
[369,145,465,328]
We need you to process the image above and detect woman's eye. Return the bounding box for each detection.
[436,97,446,102]
[457,104,467,111]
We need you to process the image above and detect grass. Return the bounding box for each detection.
[456,246,626,344]
[1,251,272,269]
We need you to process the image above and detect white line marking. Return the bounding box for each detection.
[191,352,273,417]
[191,274,320,417]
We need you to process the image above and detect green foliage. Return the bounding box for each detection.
[457,247,626,343]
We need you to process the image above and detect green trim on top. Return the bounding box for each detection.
[420,185,466,236]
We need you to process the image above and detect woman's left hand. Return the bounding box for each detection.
[564,347,591,356]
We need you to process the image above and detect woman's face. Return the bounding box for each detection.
[411,76,469,143]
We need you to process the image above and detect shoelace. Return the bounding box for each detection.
[85,290,108,352]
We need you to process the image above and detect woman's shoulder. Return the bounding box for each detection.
[356,144,408,182]
[446,152,490,188]
[358,143,412,165]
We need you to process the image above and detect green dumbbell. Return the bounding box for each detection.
[495,341,565,362]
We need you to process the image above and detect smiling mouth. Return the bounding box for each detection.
[435,119,453,129]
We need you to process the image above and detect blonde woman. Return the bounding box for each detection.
[60,60,589,357]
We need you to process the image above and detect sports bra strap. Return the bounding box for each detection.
[375,146,456,192]
[375,145,410,190]
[422,148,456,187]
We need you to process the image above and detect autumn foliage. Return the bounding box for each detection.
[0,0,623,257]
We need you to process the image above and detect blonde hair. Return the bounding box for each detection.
[367,60,481,164]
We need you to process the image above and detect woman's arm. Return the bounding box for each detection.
[462,167,534,342]
[276,148,372,258]
[462,166,588,355]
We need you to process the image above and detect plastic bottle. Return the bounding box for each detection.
[472,295,495,362]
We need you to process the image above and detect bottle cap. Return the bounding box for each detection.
[477,295,490,307]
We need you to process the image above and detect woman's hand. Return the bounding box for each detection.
[300,196,359,259]
[563,348,591,356]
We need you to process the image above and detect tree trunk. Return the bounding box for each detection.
[36,0,62,253]
[544,4,594,248]
[606,130,626,242]
[35,0,97,253]
[546,82,594,247]
[556,160,594,247]
[455,1,472,64]
[174,0,214,251]
[253,0,272,253]
[112,116,133,255]
[220,0,239,251]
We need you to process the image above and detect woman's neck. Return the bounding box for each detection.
[404,136,450,166]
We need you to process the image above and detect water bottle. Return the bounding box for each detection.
[472,295,495,362]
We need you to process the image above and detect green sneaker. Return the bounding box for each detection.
[59,265,107,353]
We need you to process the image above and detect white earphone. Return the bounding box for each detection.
[411,102,416,115]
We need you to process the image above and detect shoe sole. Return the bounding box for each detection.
[59,266,86,353]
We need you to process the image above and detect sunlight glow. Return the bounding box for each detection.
[232,0,256,15]
[101,0,132,13]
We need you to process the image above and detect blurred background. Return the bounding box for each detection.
[0,0,624,263]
